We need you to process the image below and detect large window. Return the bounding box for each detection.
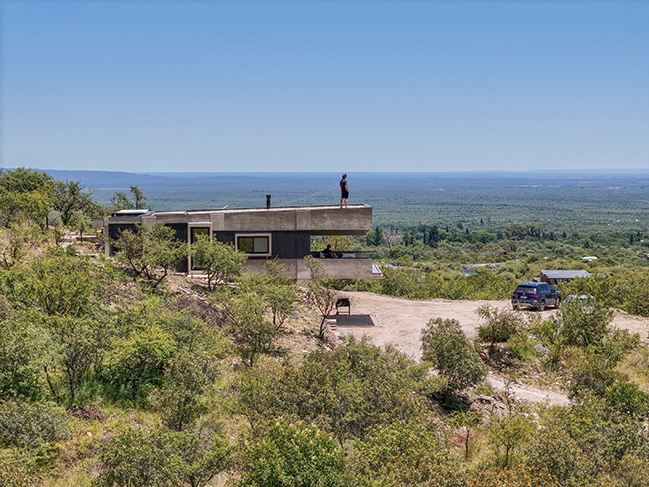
[236,234,271,256]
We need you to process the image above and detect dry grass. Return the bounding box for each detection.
[617,344,649,393]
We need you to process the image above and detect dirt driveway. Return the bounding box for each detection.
[337,292,649,405]
[338,292,649,361]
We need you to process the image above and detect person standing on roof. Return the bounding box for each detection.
[340,173,349,208]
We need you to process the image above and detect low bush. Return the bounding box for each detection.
[476,305,523,354]
[240,421,345,487]
[0,400,70,449]
[95,426,232,487]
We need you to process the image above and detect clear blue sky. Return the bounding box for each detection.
[2,0,647,172]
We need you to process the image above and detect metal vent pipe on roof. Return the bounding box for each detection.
[266,194,271,209]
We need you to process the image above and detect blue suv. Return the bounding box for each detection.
[511,282,561,311]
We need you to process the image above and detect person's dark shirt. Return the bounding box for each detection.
[340,178,347,191]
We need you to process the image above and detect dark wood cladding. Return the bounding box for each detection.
[213,230,310,259]
[166,223,188,243]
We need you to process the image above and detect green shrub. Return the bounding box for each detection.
[421,317,486,392]
[476,305,523,354]
[487,413,534,468]
[0,400,70,449]
[240,421,345,487]
[565,348,625,399]
[105,323,177,400]
[0,311,42,400]
[507,331,538,362]
[622,276,649,316]
[0,452,40,487]
[95,427,232,487]
[157,353,216,431]
[234,337,428,443]
[559,299,614,347]
[525,425,588,486]
[605,381,649,418]
[349,420,463,487]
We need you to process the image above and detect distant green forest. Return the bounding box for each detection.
[39,169,649,233]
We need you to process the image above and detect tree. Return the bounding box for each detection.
[130,185,148,209]
[44,315,108,402]
[505,223,528,240]
[226,292,278,366]
[365,226,384,247]
[450,411,481,460]
[158,353,216,431]
[382,228,401,247]
[304,256,337,338]
[525,420,590,485]
[234,337,429,444]
[190,235,246,290]
[465,467,559,487]
[421,317,487,391]
[0,224,41,270]
[52,180,97,226]
[240,421,345,487]
[487,412,534,468]
[237,260,297,331]
[0,399,70,449]
[110,191,132,211]
[70,210,93,242]
[110,185,149,211]
[426,225,440,247]
[0,168,54,228]
[263,260,298,328]
[114,223,187,287]
[527,222,541,238]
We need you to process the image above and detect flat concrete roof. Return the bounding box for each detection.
[95,204,372,235]
[146,204,370,216]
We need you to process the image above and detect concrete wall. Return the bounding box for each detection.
[317,258,377,279]
[242,259,311,280]
[242,258,376,280]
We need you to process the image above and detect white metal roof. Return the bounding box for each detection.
[540,270,592,279]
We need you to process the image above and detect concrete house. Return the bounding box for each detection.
[93,204,381,280]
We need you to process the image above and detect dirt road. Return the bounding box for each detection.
[337,292,649,405]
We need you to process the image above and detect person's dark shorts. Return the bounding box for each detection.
[341,190,349,199]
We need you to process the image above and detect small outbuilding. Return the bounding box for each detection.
[539,269,592,284]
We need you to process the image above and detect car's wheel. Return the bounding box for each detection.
[537,300,546,311]
[512,303,519,310]
[555,298,561,309]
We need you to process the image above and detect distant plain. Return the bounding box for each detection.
[40,169,649,233]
